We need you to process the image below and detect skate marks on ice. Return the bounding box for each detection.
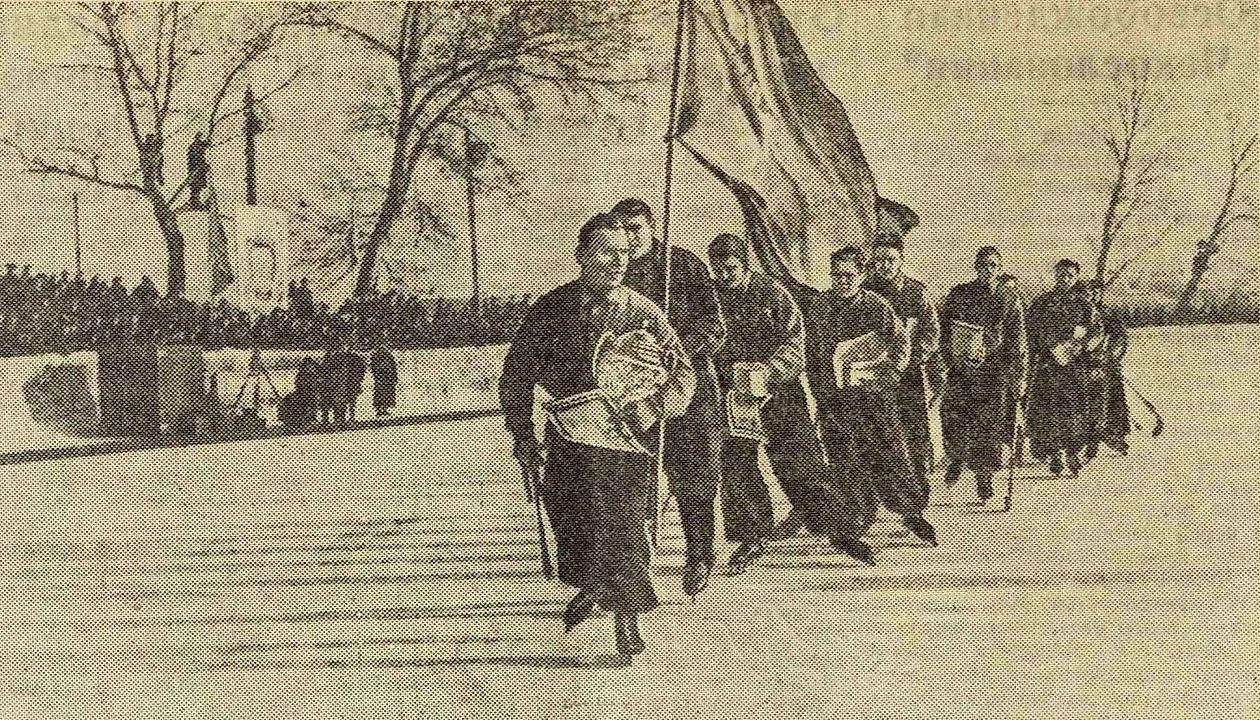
[0,325,1256,719]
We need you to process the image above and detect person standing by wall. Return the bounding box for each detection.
[370,343,399,418]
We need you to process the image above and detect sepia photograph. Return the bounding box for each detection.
[0,1,1254,718]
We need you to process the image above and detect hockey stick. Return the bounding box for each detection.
[1122,377,1165,438]
[1001,395,1021,513]
[521,463,536,504]
[523,467,555,581]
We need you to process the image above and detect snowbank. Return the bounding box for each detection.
[0,345,508,455]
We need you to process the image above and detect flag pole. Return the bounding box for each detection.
[661,0,688,315]
[654,0,690,549]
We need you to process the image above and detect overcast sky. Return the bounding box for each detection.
[0,0,1254,301]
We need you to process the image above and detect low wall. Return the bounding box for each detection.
[0,345,508,455]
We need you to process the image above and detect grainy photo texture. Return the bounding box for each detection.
[0,1,1254,718]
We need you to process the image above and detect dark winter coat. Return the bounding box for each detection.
[499,280,695,612]
[938,279,1028,468]
[369,349,399,411]
[1024,286,1094,456]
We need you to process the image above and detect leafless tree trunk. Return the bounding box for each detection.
[2,2,302,298]
[293,3,648,297]
[1175,131,1258,317]
[1093,61,1166,295]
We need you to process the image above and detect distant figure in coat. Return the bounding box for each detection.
[345,347,367,422]
[1083,279,1131,457]
[282,356,323,428]
[187,133,210,210]
[370,345,399,417]
[321,343,352,426]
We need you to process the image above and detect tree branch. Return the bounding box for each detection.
[286,11,398,60]
[2,143,145,195]
[96,4,148,149]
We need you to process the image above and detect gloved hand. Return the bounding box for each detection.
[614,397,662,436]
[513,436,545,475]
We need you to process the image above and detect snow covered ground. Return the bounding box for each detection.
[0,324,1254,719]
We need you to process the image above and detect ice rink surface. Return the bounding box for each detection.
[0,325,1255,720]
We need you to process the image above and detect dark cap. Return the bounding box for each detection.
[871,233,904,252]
[577,213,625,255]
[975,246,1001,265]
[610,198,654,224]
[1055,258,1081,271]
[707,233,749,263]
[830,247,865,274]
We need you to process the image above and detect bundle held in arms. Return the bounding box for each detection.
[832,331,890,389]
[949,320,987,367]
[725,362,771,442]
[544,330,677,454]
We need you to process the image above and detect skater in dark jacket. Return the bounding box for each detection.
[1024,259,1094,477]
[708,235,877,569]
[803,249,937,551]
[499,213,695,657]
[613,198,726,598]
[939,247,1028,502]
[862,237,941,494]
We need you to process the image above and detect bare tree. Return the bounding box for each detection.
[2,2,303,298]
[1174,128,1258,317]
[295,170,456,301]
[292,2,649,297]
[1092,61,1169,293]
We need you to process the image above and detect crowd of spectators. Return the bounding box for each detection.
[0,264,532,357]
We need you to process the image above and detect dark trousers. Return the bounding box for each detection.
[721,389,871,542]
[1102,364,1130,443]
[543,432,658,614]
[765,392,870,540]
[719,435,775,543]
[818,388,926,531]
[662,362,722,565]
[1027,363,1089,460]
[942,365,1016,472]
[896,369,932,495]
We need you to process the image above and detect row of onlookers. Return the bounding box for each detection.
[0,265,532,356]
